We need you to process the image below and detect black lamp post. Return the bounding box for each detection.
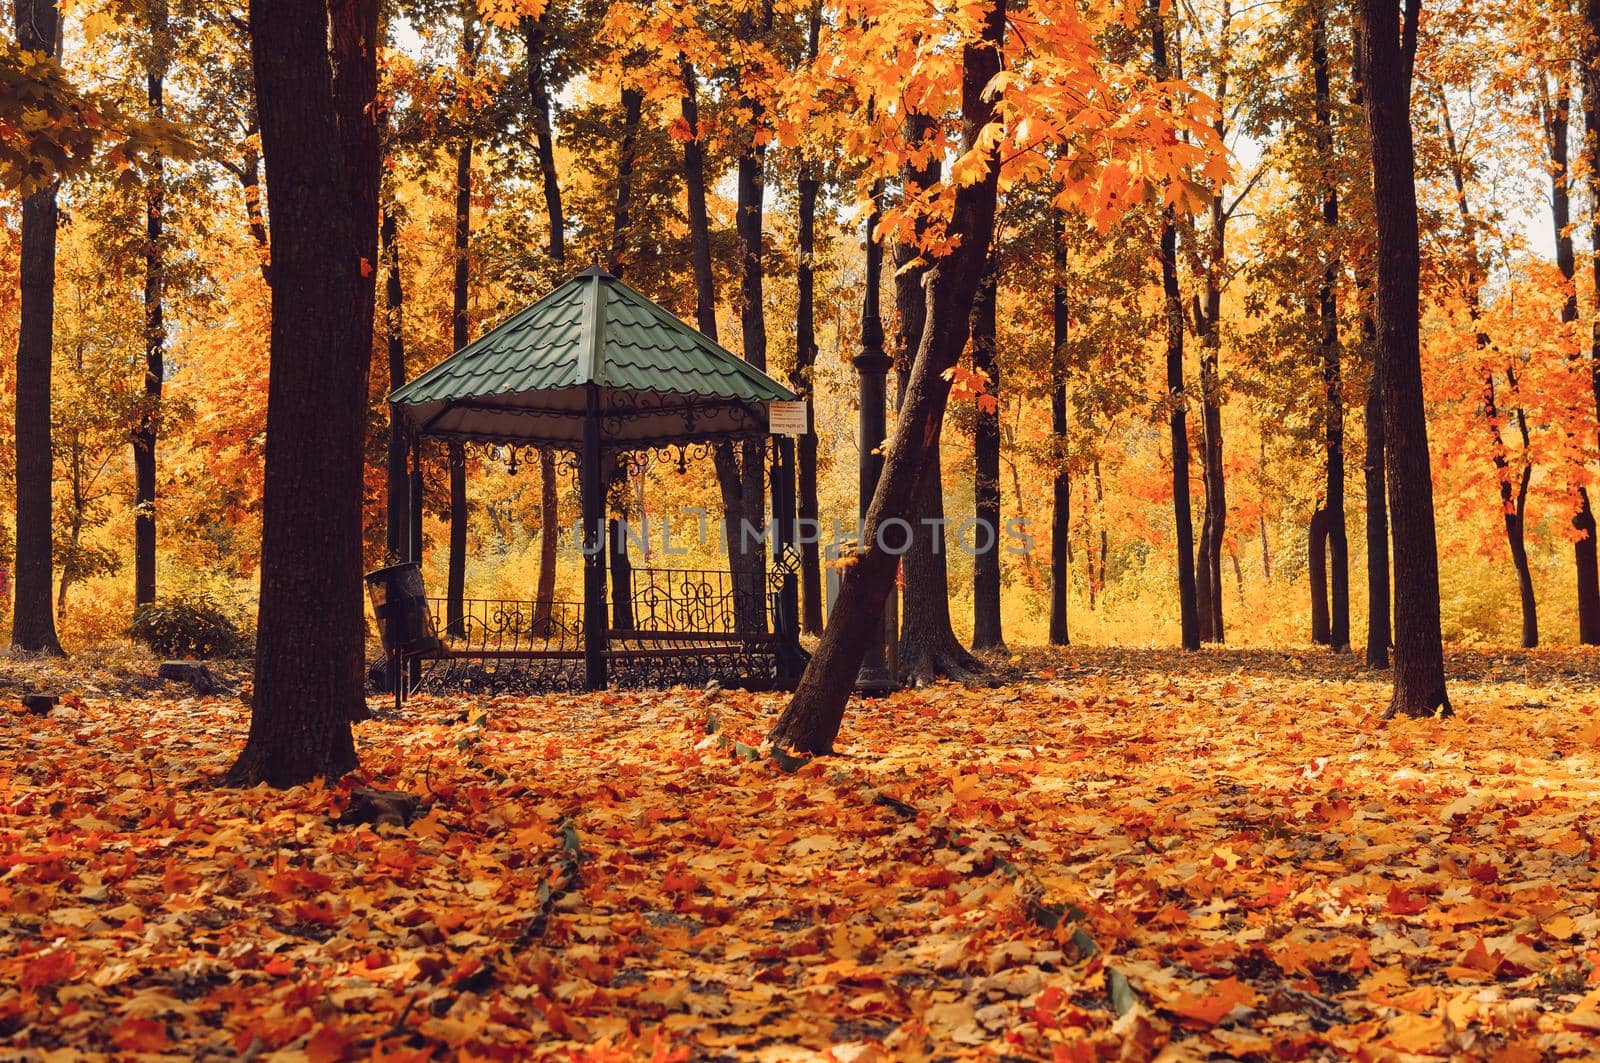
[854,184,896,695]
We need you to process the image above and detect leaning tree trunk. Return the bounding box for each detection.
[522,13,562,625]
[11,0,63,656]
[1356,0,1449,718]
[133,0,167,612]
[970,264,1005,652]
[228,0,372,786]
[1049,213,1070,645]
[893,114,981,684]
[770,0,1005,753]
[1154,0,1200,652]
[1309,504,1331,644]
[1313,1,1350,652]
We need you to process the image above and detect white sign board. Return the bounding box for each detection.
[768,400,808,436]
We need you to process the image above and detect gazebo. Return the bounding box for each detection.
[388,266,807,693]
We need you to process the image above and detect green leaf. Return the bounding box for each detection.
[732,741,761,762]
[705,712,721,735]
[1070,926,1100,958]
[1107,967,1136,1016]
[561,824,582,856]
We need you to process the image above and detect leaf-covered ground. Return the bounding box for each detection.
[3,647,1600,1060]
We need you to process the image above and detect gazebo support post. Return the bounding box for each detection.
[581,382,609,690]
[406,438,424,692]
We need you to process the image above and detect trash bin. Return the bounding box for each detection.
[365,562,442,658]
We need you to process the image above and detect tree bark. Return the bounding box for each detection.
[446,120,472,634]
[1309,504,1330,644]
[1154,0,1200,653]
[1351,24,1390,669]
[609,85,643,278]
[794,1,824,635]
[1363,326,1390,667]
[228,0,367,785]
[1355,0,1450,718]
[1313,1,1350,652]
[970,264,1005,651]
[523,11,564,263]
[11,0,63,656]
[1577,12,1600,643]
[770,0,1005,753]
[735,78,768,635]
[1049,214,1070,645]
[1444,90,1537,648]
[382,206,409,562]
[133,0,167,612]
[520,13,562,625]
[893,115,980,685]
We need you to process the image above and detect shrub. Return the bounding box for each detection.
[131,596,247,659]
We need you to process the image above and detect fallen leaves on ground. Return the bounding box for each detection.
[2,647,1600,1060]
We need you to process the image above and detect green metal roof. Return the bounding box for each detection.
[390,267,797,450]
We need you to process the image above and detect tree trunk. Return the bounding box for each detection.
[238,144,272,286]
[11,0,63,656]
[1154,1,1200,653]
[1363,332,1391,667]
[794,5,825,635]
[736,103,768,634]
[1195,0,1231,645]
[609,86,643,277]
[1355,0,1449,718]
[769,0,1005,753]
[892,115,980,684]
[970,264,1005,651]
[228,0,369,786]
[382,206,409,562]
[1444,90,1538,649]
[523,11,564,263]
[1309,504,1330,644]
[1576,15,1600,643]
[1351,28,1390,669]
[1313,1,1350,652]
[446,119,472,634]
[1049,215,1070,645]
[521,13,562,625]
[133,0,166,612]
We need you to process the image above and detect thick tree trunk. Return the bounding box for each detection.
[795,170,823,634]
[228,0,370,785]
[681,61,716,341]
[11,0,63,656]
[970,265,1005,651]
[1309,504,1331,644]
[770,0,1005,753]
[1356,0,1449,718]
[134,3,166,611]
[1313,2,1350,652]
[794,3,824,635]
[736,111,768,634]
[1049,215,1070,645]
[893,115,980,684]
